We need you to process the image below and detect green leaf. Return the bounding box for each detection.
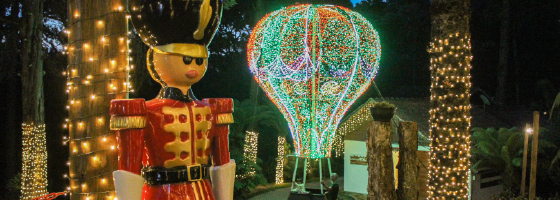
[471,160,483,170]
[537,139,557,151]
[512,157,522,167]
[550,92,560,120]
[498,127,513,146]
[550,150,560,171]
[475,141,498,156]
[505,132,524,158]
[509,127,520,133]
[501,146,512,173]
[488,128,500,140]
[471,127,485,132]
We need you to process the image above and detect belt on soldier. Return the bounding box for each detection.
[141,164,211,185]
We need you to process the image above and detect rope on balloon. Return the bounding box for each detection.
[31,191,68,200]
[370,80,384,101]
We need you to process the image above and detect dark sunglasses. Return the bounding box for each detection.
[183,56,205,65]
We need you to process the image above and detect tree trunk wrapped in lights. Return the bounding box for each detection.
[65,0,130,199]
[20,0,47,199]
[241,131,259,178]
[428,0,472,199]
[276,136,286,184]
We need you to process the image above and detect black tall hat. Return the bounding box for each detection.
[129,0,223,58]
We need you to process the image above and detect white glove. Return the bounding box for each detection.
[210,159,236,200]
[113,170,144,200]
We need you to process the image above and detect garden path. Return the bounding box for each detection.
[248,177,346,200]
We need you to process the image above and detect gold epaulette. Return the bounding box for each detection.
[216,113,234,125]
[110,116,147,130]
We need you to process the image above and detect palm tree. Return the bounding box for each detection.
[471,127,557,196]
[428,0,473,198]
[471,127,524,193]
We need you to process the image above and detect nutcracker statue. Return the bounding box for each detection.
[109,0,235,199]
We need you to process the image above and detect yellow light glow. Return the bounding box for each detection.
[65,7,131,198]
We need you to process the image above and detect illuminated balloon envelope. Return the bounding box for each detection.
[248,4,381,158]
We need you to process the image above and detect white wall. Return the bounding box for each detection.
[344,140,369,194]
[344,140,427,194]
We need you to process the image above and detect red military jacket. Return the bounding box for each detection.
[110,87,233,200]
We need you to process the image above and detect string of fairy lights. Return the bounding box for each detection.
[333,98,376,157]
[247,4,381,159]
[333,98,432,158]
[276,136,286,184]
[237,131,259,179]
[427,32,472,199]
[21,123,48,200]
[61,1,134,199]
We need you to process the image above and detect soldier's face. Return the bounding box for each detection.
[153,51,207,87]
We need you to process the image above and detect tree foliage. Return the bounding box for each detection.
[354,0,431,96]
[471,127,560,198]
[0,0,68,198]
[228,98,291,197]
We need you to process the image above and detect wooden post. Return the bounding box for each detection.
[397,121,419,200]
[529,112,539,200]
[367,121,396,200]
[520,123,530,197]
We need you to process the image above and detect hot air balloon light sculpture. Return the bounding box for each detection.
[248,4,381,159]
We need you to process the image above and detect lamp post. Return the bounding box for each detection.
[520,124,531,197]
[529,112,540,200]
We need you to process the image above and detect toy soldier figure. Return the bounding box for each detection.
[109,0,235,199]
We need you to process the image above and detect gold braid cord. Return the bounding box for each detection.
[110,116,147,130]
[193,0,212,40]
[216,113,233,125]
